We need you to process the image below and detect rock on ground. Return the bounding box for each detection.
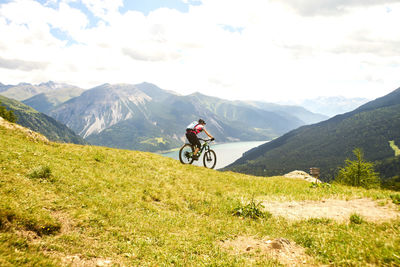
[283,170,321,183]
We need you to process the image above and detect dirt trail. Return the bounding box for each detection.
[262,198,400,222]
[220,236,318,266]
[220,198,399,266]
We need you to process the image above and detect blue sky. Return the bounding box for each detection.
[38,0,204,47]
[29,0,199,13]
[0,0,399,102]
[120,0,202,15]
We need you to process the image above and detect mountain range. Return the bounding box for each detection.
[223,87,400,183]
[23,87,84,115]
[280,96,371,117]
[1,81,329,152]
[300,96,371,117]
[0,81,82,102]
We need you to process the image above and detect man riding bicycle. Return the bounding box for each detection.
[186,119,214,160]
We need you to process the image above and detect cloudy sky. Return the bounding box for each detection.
[0,0,399,102]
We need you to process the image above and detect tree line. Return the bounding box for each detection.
[0,101,16,122]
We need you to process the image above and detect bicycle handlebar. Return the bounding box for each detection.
[199,138,215,142]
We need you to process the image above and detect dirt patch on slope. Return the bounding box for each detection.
[60,255,113,267]
[220,236,317,266]
[262,198,400,222]
[0,116,49,143]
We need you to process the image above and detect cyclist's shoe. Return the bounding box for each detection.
[193,154,199,160]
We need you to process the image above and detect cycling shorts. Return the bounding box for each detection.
[186,131,201,149]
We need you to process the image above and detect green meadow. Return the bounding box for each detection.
[1,123,400,266]
[390,140,400,157]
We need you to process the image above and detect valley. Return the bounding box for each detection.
[1,81,327,152]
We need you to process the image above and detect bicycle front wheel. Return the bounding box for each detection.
[179,144,194,164]
[203,150,217,169]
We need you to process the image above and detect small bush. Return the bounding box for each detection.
[350,213,364,224]
[94,152,104,162]
[28,166,53,181]
[232,198,271,220]
[390,194,400,205]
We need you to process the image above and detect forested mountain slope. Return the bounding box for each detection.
[224,87,400,181]
[0,95,86,144]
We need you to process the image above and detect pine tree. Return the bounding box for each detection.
[0,101,17,123]
[336,148,380,189]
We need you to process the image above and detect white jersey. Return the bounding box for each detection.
[186,121,204,134]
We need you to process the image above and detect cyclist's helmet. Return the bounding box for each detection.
[198,119,206,125]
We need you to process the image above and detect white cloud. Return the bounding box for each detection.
[0,56,48,71]
[53,2,88,33]
[0,0,399,101]
[78,0,123,18]
[272,0,400,16]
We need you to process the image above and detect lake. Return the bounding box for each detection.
[160,141,268,169]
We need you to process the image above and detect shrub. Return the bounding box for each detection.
[94,152,105,162]
[349,213,364,224]
[28,166,54,182]
[232,198,271,220]
[390,194,400,205]
[335,148,380,189]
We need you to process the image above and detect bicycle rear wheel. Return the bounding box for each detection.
[203,150,217,169]
[179,144,194,164]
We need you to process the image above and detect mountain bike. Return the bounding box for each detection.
[179,138,217,169]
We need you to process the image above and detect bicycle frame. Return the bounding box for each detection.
[196,139,212,156]
[193,138,216,156]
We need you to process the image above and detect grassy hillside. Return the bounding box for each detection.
[0,95,86,145]
[1,123,400,266]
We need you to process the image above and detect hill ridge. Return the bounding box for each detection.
[0,95,86,145]
[0,116,49,143]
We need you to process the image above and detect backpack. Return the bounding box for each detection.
[186,121,199,131]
